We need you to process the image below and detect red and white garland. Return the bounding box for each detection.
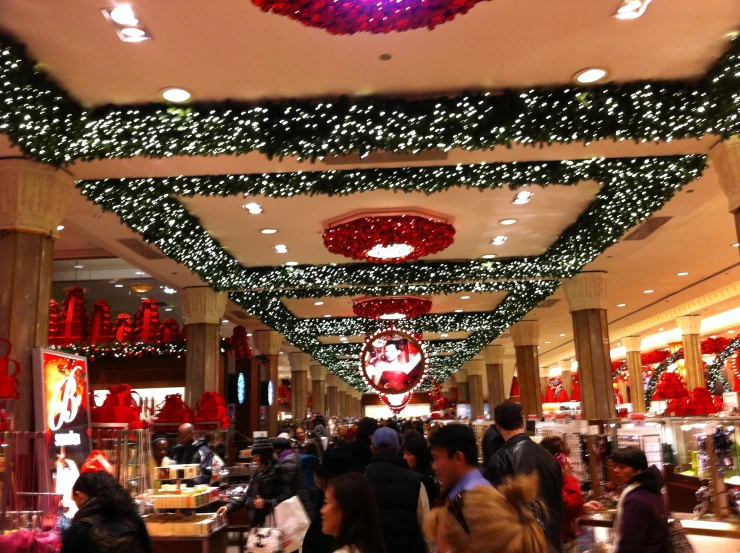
[353,296,432,320]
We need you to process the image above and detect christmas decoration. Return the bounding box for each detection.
[0,338,21,399]
[278,378,292,407]
[158,318,181,343]
[428,381,449,411]
[59,286,87,345]
[133,298,161,343]
[703,336,740,392]
[353,297,432,320]
[153,393,193,427]
[360,329,427,394]
[324,215,455,263]
[193,391,230,428]
[51,341,186,361]
[652,371,688,400]
[379,391,413,412]
[510,375,520,397]
[571,373,580,402]
[48,299,60,346]
[702,336,733,355]
[88,300,113,344]
[227,325,252,359]
[90,384,147,428]
[113,314,133,343]
[641,349,671,365]
[251,0,487,35]
[664,387,721,417]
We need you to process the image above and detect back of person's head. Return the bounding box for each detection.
[423,474,547,553]
[372,427,400,453]
[539,436,570,458]
[494,402,524,431]
[73,471,136,515]
[428,423,478,467]
[303,440,319,456]
[357,417,379,439]
[402,429,423,444]
[611,447,648,472]
[314,414,325,426]
[387,420,400,432]
[413,420,425,435]
[404,437,432,473]
[329,473,387,553]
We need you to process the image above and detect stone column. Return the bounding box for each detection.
[455,369,469,403]
[181,287,227,406]
[0,160,74,431]
[326,373,339,417]
[483,345,505,409]
[677,315,704,391]
[465,358,485,419]
[310,364,326,416]
[448,375,458,402]
[337,381,348,418]
[511,320,542,419]
[564,272,616,420]
[252,330,283,436]
[558,360,573,400]
[710,137,740,253]
[623,336,646,413]
[540,375,550,400]
[355,391,363,419]
[289,353,310,422]
[345,388,354,420]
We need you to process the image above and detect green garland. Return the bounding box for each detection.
[1,33,740,165]
[704,338,738,393]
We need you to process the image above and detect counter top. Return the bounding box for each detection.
[579,511,740,539]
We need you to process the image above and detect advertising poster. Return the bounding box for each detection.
[361,330,425,394]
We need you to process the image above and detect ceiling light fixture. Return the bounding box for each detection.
[559,333,566,337]
[164,308,173,312]
[733,243,740,248]
[379,313,407,320]
[545,341,551,344]
[261,228,278,234]
[129,283,154,293]
[274,244,289,253]
[114,284,124,288]
[573,68,609,84]
[499,219,518,226]
[491,235,507,246]
[460,295,470,300]
[481,254,497,259]
[102,6,153,43]
[109,5,138,25]
[162,287,177,294]
[367,243,414,260]
[285,261,299,266]
[614,0,652,19]
[74,264,84,269]
[677,272,689,277]
[324,314,331,318]
[617,303,626,307]
[441,333,449,338]
[57,225,65,231]
[659,328,664,331]
[730,330,736,334]
[314,301,324,306]
[161,88,191,103]
[222,319,229,324]
[121,27,146,37]
[454,309,464,313]
[512,191,533,205]
[644,289,654,294]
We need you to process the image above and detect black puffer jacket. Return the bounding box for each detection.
[485,433,564,553]
[60,497,152,553]
[226,460,292,526]
[171,438,214,485]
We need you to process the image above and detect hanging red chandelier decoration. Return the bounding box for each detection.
[251,0,486,35]
[323,215,455,263]
[353,296,432,321]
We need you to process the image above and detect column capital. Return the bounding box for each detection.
[482,345,504,365]
[337,381,349,393]
[288,352,310,372]
[454,368,468,383]
[676,314,702,335]
[511,320,539,347]
[558,360,573,372]
[252,330,283,356]
[326,373,340,387]
[464,358,485,377]
[309,364,326,381]
[181,287,227,325]
[564,271,609,312]
[622,336,642,353]
[0,159,74,237]
[710,137,740,213]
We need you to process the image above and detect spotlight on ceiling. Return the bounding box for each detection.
[614,0,652,20]
[573,68,609,84]
[261,228,278,234]
[499,219,518,226]
[512,191,534,205]
[274,244,288,254]
[242,203,263,214]
[481,254,497,259]
[110,5,138,25]
[491,236,507,246]
[102,6,153,42]
[161,88,191,103]
[57,225,65,231]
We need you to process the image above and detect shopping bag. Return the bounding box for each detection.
[274,495,310,553]
[246,526,284,553]
[665,518,694,553]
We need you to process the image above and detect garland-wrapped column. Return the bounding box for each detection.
[181,287,227,406]
[623,336,646,413]
[455,369,469,403]
[677,315,704,391]
[289,353,310,422]
[465,358,485,420]
[0,160,73,431]
[253,330,283,436]
[326,373,339,418]
[310,364,326,416]
[558,361,573,400]
[710,137,740,255]
[564,272,615,420]
[511,320,542,420]
[483,345,505,409]
[337,381,348,418]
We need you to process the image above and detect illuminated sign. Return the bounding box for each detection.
[33,349,91,435]
[237,373,246,404]
[360,329,427,395]
[55,430,81,447]
[267,380,275,406]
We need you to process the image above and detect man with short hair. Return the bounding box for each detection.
[365,427,429,553]
[428,423,491,500]
[485,402,563,553]
[294,426,307,454]
[172,423,214,485]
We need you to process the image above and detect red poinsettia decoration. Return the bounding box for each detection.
[702,337,733,355]
[641,349,671,365]
[354,296,432,320]
[323,215,455,263]
[251,0,488,35]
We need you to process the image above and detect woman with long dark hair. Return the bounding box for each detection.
[403,437,440,505]
[321,472,386,553]
[61,471,151,553]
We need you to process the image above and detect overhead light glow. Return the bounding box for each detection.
[74,264,84,269]
[545,341,551,344]
[559,333,566,337]
[379,313,406,320]
[121,27,146,37]
[614,0,652,19]
[57,225,65,231]
[491,235,507,246]
[481,254,497,259]
[644,289,654,294]
[733,243,740,248]
[730,330,736,334]
[454,309,463,313]
[114,284,124,288]
[676,272,689,277]
[512,191,534,205]
[440,333,449,338]
[574,68,608,84]
[617,303,626,307]
[161,88,191,103]
[324,314,331,318]
[313,301,324,306]
[261,228,278,234]
[164,308,173,312]
[135,271,146,276]
[274,244,288,253]
[242,202,262,214]
[460,295,470,300]
[162,287,177,294]
[222,319,229,324]
[499,219,518,226]
[110,5,138,25]
[367,243,414,259]
[285,261,299,266]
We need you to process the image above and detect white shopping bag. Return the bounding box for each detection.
[274,495,310,553]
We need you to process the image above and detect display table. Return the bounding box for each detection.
[149,522,227,553]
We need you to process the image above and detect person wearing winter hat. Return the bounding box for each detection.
[274,435,311,516]
[217,436,291,525]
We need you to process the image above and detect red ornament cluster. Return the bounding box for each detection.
[323,215,455,263]
[664,387,722,417]
[353,297,432,320]
[652,372,688,400]
[379,392,413,412]
[251,0,487,35]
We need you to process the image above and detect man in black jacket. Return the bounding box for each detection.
[347,417,378,472]
[172,423,214,485]
[365,427,429,553]
[485,402,563,553]
[482,423,505,465]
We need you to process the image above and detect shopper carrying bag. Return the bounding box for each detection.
[274,495,310,552]
[246,513,285,553]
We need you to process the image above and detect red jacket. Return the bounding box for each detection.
[562,475,584,543]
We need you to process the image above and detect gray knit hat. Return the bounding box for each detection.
[251,436,274,456]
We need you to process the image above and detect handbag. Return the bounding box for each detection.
[664,518,694,553]
[246,514,285,553]
[274,496,310,553]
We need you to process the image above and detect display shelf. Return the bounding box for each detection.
[144,513,225,537]
[146,487,220,510]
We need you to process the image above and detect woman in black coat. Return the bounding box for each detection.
[402,437,440,505]
[61,471,151,553]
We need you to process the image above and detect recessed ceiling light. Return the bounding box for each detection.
[285,261,299,266]
[114,284,124,288]
[617,342,622,346]
[441,333,449,338]
[559,333,566,337]
[274,244,288,254]
[512,191,533,205]
[545,341,551,344]
[617,303,626,307]
[492,235,507,246]
[676,272,689,277]
[247,333,252,337]
[614,0,652,19]
[279,351,284,355]
[164,308,173,312]
[454,309,464,313]
[74,264,84,269]
[730,330,736,334]
[460,295,470,300]
[110,5,138,25]
[135,271,146,276]
[340,337,348,341]
[643,289,654,294]
[380,313,406,320]
[261,228,278,234]
[314,301,324,306]
[367,243,414,259]
[481,254,497,259]
[242,202,262,214]
[222,319,229,324]
[324,314,331,318]
[733,243,740,248]
[499,219,518,226]
[574,68,609,84]
[57,225,65,231]
[161,88,191,103]
[121,27,146,37]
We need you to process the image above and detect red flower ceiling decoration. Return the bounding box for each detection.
[353,296,432,321]
[251,0,487,35]
[323,215,455,263]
